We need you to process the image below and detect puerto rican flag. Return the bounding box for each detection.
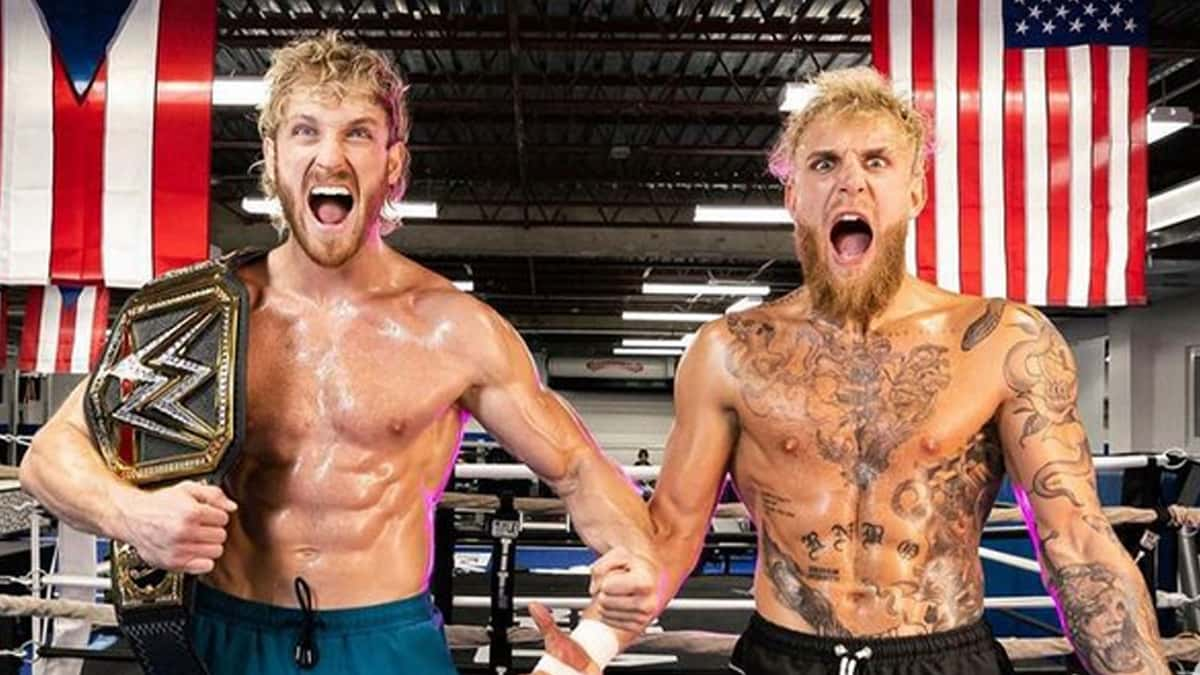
[0,0,215,288]
[18,285,109,374]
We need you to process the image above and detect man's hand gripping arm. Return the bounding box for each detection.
[460,308,663,669]
[648,321,740,610]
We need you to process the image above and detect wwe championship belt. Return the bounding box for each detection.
[84,250,260,675]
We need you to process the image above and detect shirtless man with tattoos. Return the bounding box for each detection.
[20,33,659,675]
[648,67,1168,674]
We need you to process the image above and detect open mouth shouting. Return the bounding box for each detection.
[307,184,356,228]
[828,211,874,266]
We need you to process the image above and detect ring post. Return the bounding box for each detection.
[1175,463,1200,631]
[1179,529,1200,630]
[487,492,520,674]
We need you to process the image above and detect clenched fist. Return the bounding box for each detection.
[117,480,237,574]
[588,546,662,633]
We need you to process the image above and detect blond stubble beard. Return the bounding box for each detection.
[274,158,370,269]
[795,222,907,328]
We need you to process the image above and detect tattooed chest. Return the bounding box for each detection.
[757,429,1005,636]
[726,317,953,488]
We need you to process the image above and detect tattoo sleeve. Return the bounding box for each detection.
[1000,308,1167,674]
[1042,534,1165,674]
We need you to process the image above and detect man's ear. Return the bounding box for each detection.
[386,142,409,188]
[784,179,802,230]
[263,138,276,188]
[908,169,927,220]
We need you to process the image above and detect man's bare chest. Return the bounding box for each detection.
[243,307,470,446]
[726,318,1004,486]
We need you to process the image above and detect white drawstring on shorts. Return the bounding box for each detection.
[834,644,873,675]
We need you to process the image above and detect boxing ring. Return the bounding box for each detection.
[2,439,1200,673]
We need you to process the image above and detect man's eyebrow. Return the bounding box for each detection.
[344,116,384,128]
[805,149,840,161]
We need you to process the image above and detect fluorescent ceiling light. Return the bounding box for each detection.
[613,348,684,356]
[694,206,791,224]
[383,200,438,219]
[240,196,438,219]
[213,77,266,107]
[781,81,911,113]
[726,297,763,313]
[622,311,721,323]
[1149,175,1200,232]
[240,196,279,216]
[779,82,816,113]
[622,338,690,348]
[1148,107,1194,144]
[643,282,770,296]
[452,280,474,292]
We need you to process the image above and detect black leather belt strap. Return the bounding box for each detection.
[119,602,207,675]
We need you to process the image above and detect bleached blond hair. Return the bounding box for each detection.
[768,67,928,183]
[257,31,410,235]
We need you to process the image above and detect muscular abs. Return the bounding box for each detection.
[725,307,1007,636]
[208,280,467,607]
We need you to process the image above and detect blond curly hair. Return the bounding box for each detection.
[257,32,410,233]
[768,67,928,183]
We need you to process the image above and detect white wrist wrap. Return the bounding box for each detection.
[570,619,619,667]
[532,619,619,674]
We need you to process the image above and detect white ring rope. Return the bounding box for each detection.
[0,444,1192,478]
[438,490,1200,529]
[452,450,1200,481]
[0,594,1198,663]
[2,589,1192,617]
[445,591,1197,611]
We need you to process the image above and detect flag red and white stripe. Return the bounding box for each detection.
[0,0,215,288]
[872,0,1147,306]
[18,285,110,374]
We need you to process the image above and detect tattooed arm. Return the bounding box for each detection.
[996,306,1167,674]
[647,321,741,610]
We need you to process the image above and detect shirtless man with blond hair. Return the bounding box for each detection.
[648,67,1169,674]
[20,32,660,675]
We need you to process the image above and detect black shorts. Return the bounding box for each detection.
[729,614,1017,675]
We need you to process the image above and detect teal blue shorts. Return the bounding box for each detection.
[192,584,458,674]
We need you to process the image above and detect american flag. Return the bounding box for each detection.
[0,0,215,288]
[872,0,1148,306]
[18,285,110,374]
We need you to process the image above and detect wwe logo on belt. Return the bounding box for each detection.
[107,305,220,450]
[86,258,244,486]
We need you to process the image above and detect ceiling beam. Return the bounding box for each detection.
[218,14,870,37]
[505,0,529,203]
[218,35,870,53]
[213,140,770,156]
[211,216,795,259]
